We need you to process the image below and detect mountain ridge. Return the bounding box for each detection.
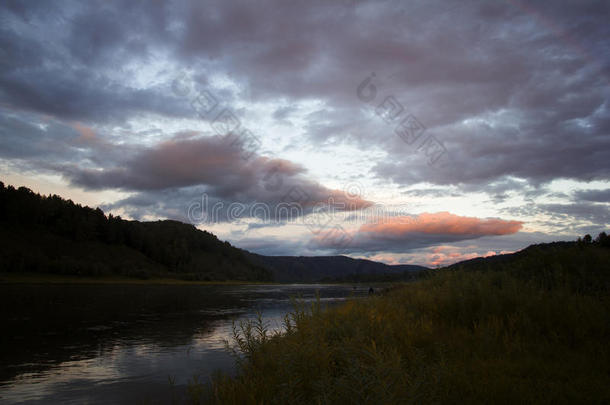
[248,253,427,282]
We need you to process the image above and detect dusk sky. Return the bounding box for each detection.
[1,0,609,267]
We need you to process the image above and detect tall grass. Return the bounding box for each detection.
[194,245,610,404]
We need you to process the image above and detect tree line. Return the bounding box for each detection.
[0,182,272,281]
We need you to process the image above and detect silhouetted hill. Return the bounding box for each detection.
[446,239,610,294]
[0,182,271,281]
[249,254,427,282]
[4,181,607,286]
[0,181,429,283]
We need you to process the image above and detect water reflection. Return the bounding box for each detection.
[0,283,369,404]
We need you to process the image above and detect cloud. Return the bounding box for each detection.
[538,203,610,227]
[573,189,610,203]
[346,231,564,267]
[312,212,523,253]
[0,111,84,161]
[65,132,373,212]
[501,201,610,232]
[401,187,462,198]
[425,246,500,268]
[2,0,609,193]
[72,122,96,142]
[0,109,372,222]
[0,2,189,123]
[360,212,523,237]
[1,0,609,259]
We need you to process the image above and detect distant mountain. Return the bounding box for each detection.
[249,254,428,282]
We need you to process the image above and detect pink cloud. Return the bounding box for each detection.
[311,212,523,255]
[359,212,523,238]
[72,122,96,143]
[413,246,517,268]
[427,250,498,267]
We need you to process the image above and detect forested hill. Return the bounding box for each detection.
[0,182,427,283]
[0,182,271,281]
[446,236,610,294]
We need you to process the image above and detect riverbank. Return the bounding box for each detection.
[0,272,278,285]
[198,244,610,404]
[0,272,387,286]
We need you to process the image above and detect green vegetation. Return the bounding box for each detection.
[196,239,610,404]
[0,182,271,281]
[447,239,610,295]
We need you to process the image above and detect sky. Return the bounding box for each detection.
[1,0,609,267]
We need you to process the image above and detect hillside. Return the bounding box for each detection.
[447,239,610,294]
[0,182,271,281]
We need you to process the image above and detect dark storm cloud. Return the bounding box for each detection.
[66,133,372,211]
[0,1,188,123]
[175,0,610,189]
[0,110,143,171]
[539,203,610,226]
[1,0,609,227]
[357,1,610,188]
[0,68,190,123]
[178,0,610,188]
[501,201,610,235]
[56,130,372,222]
[0,113,78,160]
[573,189,610,203]
[0,109,372,222]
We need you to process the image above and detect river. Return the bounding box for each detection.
[0,283,371,404]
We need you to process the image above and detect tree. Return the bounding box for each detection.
[583,234,592,244]
[596,231,610,248]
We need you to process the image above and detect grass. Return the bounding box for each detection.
[193,244,610,404]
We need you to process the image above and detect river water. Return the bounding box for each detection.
[0,283,370,404]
